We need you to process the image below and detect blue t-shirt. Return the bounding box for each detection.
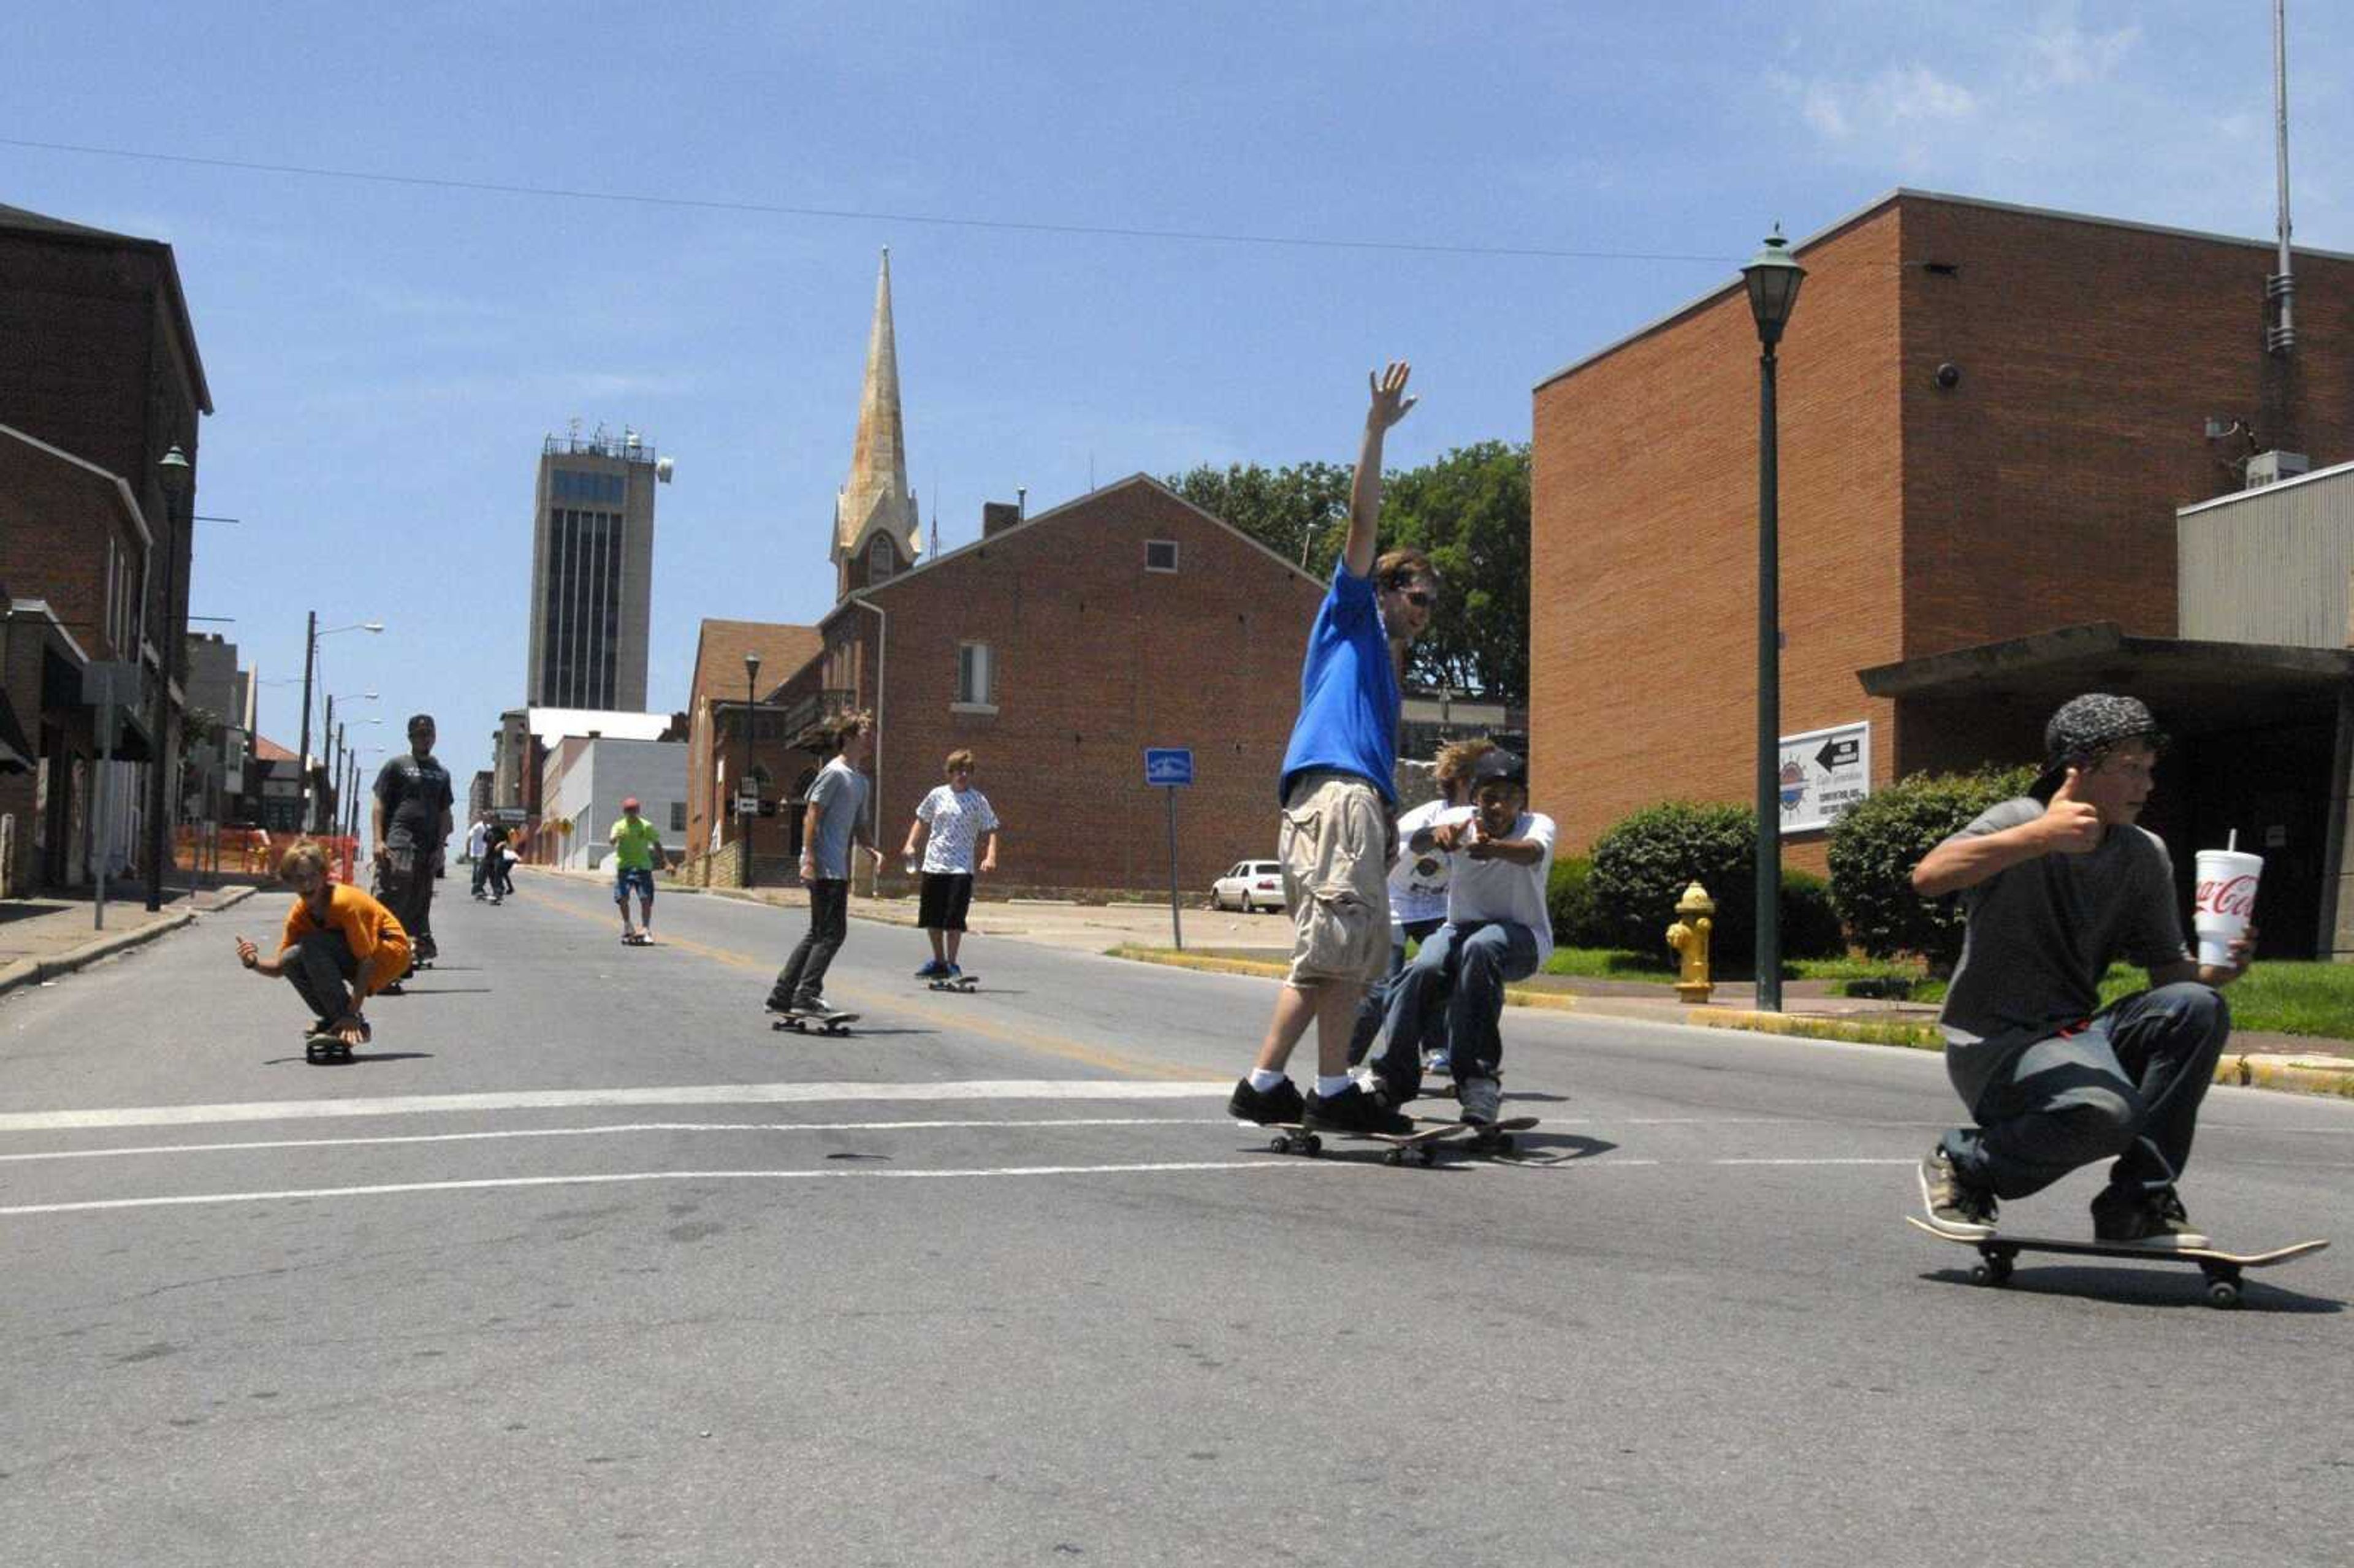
[1278,563,1399,804]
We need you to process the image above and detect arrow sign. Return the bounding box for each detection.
[1814,736,1861,773]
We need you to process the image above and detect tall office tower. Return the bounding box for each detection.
[526,424,670,709]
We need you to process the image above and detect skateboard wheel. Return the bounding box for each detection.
[1415,1146,1437,1167]
[1302,1135,1322,1157]
[1270,1135,1291,1155]
[1384,1147,1407,1166]
[2206,1280,2241,1309]
[1971,1258,2012,1287]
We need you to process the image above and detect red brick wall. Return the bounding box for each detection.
[1532,192,2354,863]
[862,478,1325,894]
[1531,205,1908,865]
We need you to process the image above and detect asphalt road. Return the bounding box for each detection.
[3,869,2350,1567]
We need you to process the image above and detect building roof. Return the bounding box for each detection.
[844,473,1324,616]
[1534,187,2354,395]
[252,734,297,762]
[521,707,674,743]
[0,203,215,415]
[0,421,154,548]
[2178,456,2354,519]
[690,618,825,706]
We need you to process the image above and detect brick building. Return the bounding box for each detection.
[680,618,822,885]
[1533,188,2354,957]
[0,202,211,894]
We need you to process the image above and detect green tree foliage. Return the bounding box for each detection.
[1376,441,1529,703]
[1826,764,2038,970]
[1588,800,1848,975]
[1166,443,1531,703]
[1164,461,1354,578]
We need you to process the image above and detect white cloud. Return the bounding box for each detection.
[2027,18,2141,89]
[1801,82,1850,140]
[1870,64,1978,123]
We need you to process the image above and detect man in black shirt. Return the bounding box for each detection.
[373,714,454,970]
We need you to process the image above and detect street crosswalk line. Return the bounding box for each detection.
[0,1079,1237,1134]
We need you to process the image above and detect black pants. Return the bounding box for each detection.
[918,872,975,932]
[377,843,438,960]
[772,878,849,1009]
[285,929,360,1026]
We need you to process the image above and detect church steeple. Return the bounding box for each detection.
[832,248,920,596]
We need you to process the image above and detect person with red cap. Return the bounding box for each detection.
[609,795,669,944]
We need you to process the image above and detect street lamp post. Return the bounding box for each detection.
[295,616,383,836]
[1742,226,1805,1013]
[742,652,761,886]
[147,445,192,910]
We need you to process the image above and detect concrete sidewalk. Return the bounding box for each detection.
[0,881,261,1000]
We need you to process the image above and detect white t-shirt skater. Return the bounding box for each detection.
[1388,799,1474,929]
[915,785,1001,875]
[1442,810,1560,967]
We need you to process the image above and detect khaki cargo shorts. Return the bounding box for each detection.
[1278,771,1393,986]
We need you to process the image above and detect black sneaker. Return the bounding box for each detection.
[2092,1187,2209,1249]
[1918,1145,1997,1238]
[1366,1065,1423,1113]
[1305,1083,1412,1136]
[1228,1076,1305,1125]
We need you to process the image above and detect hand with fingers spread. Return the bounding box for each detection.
[2037,767,2105,854]
[1367,361,1417,432]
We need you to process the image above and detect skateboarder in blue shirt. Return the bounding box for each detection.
[1915,695,2257,1249]
[1228,362,1439,1137]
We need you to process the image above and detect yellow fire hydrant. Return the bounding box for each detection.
[1665,881,1716,1004]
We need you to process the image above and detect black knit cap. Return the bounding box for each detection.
[2041,693,2165,781]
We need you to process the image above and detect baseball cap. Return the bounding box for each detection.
[622,796,641,810]
[1470,749,1527,787]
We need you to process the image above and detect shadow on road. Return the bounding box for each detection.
[1916,1266,2344,1314]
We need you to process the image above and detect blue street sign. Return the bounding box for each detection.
[1143,747,1194,788]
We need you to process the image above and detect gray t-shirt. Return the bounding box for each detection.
[1937,797,2190,1111]
[804,756,870,880]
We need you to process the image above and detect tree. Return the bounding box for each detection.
[1377,441,1529,703]
[1164,461,1353,574]
[1167,441,1531,704]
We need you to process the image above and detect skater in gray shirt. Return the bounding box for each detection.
[1914,695,2256,1248]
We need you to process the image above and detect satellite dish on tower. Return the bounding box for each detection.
[655,456,675,484]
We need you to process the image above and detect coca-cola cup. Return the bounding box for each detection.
[2193,849,2263,967]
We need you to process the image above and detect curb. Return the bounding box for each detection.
[1106,944,2354,1101]
[0,885,257,1002]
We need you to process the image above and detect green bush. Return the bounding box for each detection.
[1826,764,2038,970]
[1587,800,1847,975]
[1546,854,1613,949]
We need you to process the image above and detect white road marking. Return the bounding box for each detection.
[0,1117,1241,1163]
[0,1079,1236,1134]
[0,1160,1344,1217]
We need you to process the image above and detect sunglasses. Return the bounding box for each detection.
[1402,590,1435,609]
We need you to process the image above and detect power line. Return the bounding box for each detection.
[0,135,1739,266]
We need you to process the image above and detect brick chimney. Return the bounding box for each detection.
[981,501,1023,538]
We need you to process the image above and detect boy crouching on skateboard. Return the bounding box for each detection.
[1914,695,2255,1249]
[234,839,411,1050]
[1363,749,1555,1126]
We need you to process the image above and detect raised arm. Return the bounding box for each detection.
[1341,362,1417,581]
[1913,770,2101,899]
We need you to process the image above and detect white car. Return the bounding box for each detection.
[1211,860,1286,913]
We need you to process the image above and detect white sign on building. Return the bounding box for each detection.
[1777,721,1871,834]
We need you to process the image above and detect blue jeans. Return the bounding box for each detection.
[1381,919,1540,1081]
[614,866,655,907]
[1347,916,1445,1067]
[1943,983,2231,1203]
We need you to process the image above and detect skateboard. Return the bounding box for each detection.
[771,1008,859,1036]
[927,973,978,992]
[300,1027,358,1064]
[1265,1114,1539,1166]
[621,931,654,946]
[1904,1217,2329,1308]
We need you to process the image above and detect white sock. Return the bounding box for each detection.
[1247,1068,1287,1092]
[1316,1073,1353,1098]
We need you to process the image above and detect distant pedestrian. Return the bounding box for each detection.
[465,816,491,899]
[903,748,1000,980]
[234,839,409,1050]
[609,796,669,943]
[371,714,454,973]
[766,713,882,1019]
[1227,362,1438,1136]
[485,821,516,901]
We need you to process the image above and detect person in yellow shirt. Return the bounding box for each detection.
[235,839,409,1057]
[609,796,670,943]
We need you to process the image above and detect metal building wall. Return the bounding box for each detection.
[2178,462,2354,648]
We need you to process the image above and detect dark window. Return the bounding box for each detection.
[1145,539,1179,573]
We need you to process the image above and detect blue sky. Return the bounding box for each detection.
[6,2,2347,790]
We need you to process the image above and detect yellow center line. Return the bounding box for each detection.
[514,885,1205,1080]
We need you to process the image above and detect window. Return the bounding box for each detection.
[869,534,896,583]
[1145,539,1179,573]
[670,801,687,832]
[956,642,994,708]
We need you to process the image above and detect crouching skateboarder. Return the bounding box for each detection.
[235,839,410,1059]
[1915,695,2255,1249]
[1364,748,1555,1127]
